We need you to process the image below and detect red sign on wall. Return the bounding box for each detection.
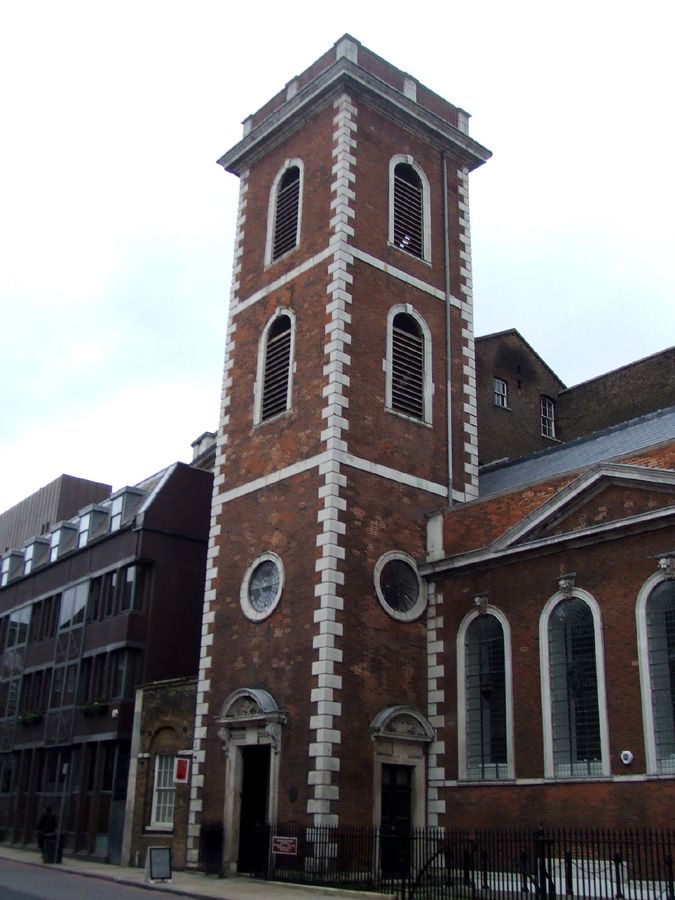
[174,757,190,783]
[272,836,298,856]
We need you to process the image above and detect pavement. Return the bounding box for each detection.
[0,844,395,899]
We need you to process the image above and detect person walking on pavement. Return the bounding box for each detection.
[36,806,57,850]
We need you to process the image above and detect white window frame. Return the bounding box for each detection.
[151,754,176,829]
[253,308,296,425]
[240,552,285,622]
[637,571,675,774]
[493,378,508,408]
[264,158,304,267]
[540,588,610,778]
[541,395,556,438]
[457,607,514,781]
[385,304,433,425]
[388,154,431,263]
[373,550,427,623]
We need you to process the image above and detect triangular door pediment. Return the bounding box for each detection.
[491,464,675,552]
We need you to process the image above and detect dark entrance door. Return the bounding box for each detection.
[237,745,270,874]
[381,764,412,876]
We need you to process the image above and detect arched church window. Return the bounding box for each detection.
[547,596,602,777]
[464,614,508,779]
[645,578,675,773]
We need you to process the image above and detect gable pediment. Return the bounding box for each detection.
[491,463,675,552]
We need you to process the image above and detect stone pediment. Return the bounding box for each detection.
[491,463,675,553]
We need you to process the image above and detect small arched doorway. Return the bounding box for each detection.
[216,688,286,875]
[370,706,435,875]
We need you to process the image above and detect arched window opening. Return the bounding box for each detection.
[391,313,424,419]
[261,315,292,421]
[646,579,675,773]
[393,163,424,258]
[465,615,508,780]
[272,166,300,261]
[548,597,601,777]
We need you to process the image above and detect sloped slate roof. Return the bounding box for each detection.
[480,406,675,498]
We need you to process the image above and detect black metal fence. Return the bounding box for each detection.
[250,824,675,899]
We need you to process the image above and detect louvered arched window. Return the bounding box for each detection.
[387,309,431,423]
[256,312,294,423]
[267,162,302,265]
[389,157,430,261]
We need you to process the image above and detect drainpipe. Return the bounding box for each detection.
[442,151,453,507]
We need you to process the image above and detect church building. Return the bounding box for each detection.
[186,35,675,874]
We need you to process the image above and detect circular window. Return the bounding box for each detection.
[240,553,284,622]
[374,552,426,622]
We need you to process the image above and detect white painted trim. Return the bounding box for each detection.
[338,451,447,496]
[457,606,514,781]
[492,465,675,553]
[233,244,466,318]
[234,248,333,317]
[388,154,431,262]
[422,504,675,576]
[240,552,285,622]
[213,449,448,506]
[539,588,610,779]
[221,721,282,874]
[351,247,459,305]
[385,304,433,424]
[374,550,427,622]
[264,158,304,267]
[305,92,356,827]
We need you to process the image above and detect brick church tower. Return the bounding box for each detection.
[187,36,490,872]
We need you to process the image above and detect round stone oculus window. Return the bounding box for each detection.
[374,551,426,622]
[240,553,284,622]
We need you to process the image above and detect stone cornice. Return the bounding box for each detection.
[218,57,491,175]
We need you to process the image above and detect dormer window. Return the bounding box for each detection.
[23,539,50,575]
[1,552,25,586]
[77,506,108,547]
[266,161,303,265]
[49,523,78,562]
[109,488,145,533]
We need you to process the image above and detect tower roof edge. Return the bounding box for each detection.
[217,40,491,176]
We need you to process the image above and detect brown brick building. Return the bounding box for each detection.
[185,36,675,876]
[0,463,212,862]
[476,329,674,465]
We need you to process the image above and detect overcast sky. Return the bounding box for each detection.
[1,1,673,515]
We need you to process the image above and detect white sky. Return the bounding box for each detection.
[1,0,673,515]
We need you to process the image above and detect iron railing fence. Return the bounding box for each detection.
[249,823,675,900]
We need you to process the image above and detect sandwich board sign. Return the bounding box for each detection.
[145,846,172,882]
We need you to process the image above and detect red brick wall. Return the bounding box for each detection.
[559,347,674,440]
[476,332,565,465]
[435,512,675,829]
